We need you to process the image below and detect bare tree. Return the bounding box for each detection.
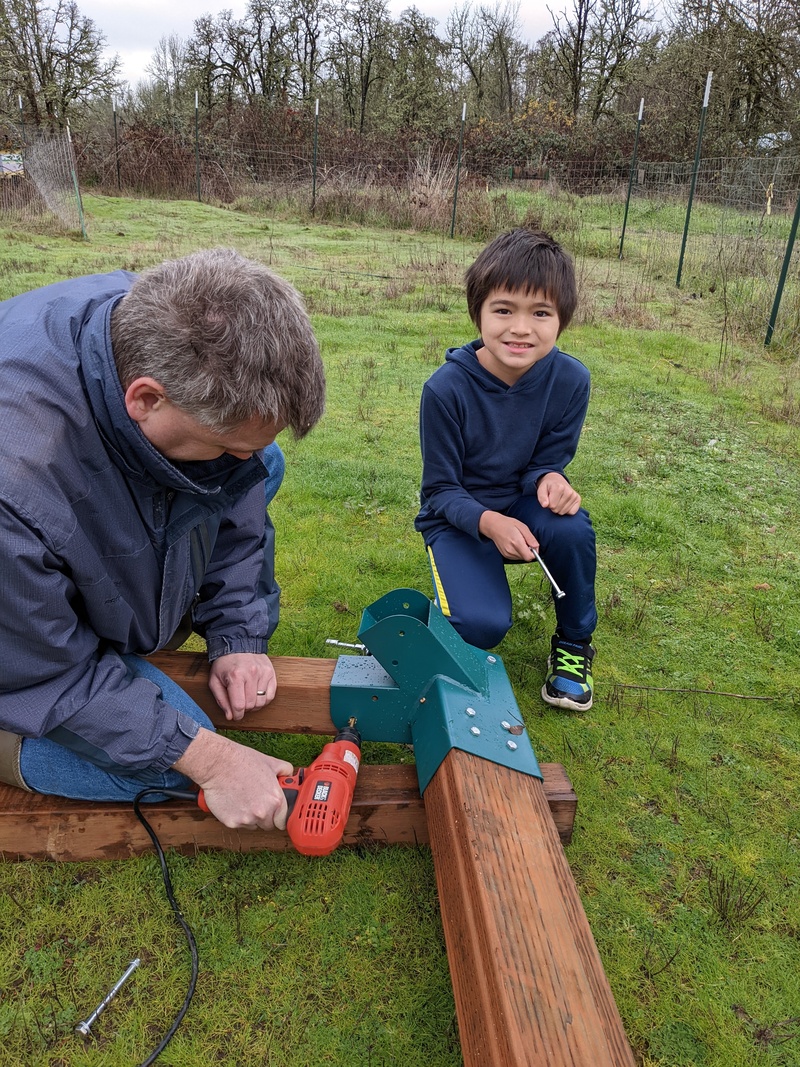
[0,0,120,125]
[324,0,392,132]
[543,0,657,119]
[277,0,328,101]
[446,1,530,119]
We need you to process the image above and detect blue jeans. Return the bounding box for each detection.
[19,655,214,801]
[19,445,284,802]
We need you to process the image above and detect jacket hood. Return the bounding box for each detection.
[444,339,559,393]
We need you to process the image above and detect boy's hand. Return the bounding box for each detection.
[479,511,538,560]
[537,472,581,515]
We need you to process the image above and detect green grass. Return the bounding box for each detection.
[1,196,799,1066]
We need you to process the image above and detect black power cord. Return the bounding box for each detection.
[132,788,202,1066]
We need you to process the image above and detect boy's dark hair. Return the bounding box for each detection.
[465,228,577,334]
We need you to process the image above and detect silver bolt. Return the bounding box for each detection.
[507,741,518,751]
[470,726,481,736]
[501,721,511,730]
[75,958,140,1037]
[531,547,566,599]
[487,655,496,663]
[465,707,476,717]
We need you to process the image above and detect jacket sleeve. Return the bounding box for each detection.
[192,480,280,660]
[0,502,199,773]
[419,385,487,540]
[519,374,590,495]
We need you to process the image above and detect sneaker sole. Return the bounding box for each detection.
[541,684,593,712]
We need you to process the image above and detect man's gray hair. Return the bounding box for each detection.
[111,248,325,436]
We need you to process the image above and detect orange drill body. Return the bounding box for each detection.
[279,727,361,856]
[197,725,362,857]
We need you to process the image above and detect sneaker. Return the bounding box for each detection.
[541,633,595,711]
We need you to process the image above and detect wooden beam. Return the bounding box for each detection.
[0,763,573,861]
[147,652,337,734]
[425,751,635,1067]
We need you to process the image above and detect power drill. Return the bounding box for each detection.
[196,723,362,857]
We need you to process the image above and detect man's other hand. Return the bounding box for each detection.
[208,652,277,721]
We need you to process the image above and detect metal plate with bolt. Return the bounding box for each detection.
[330,588,542,793]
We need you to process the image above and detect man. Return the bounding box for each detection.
[0,247,325,831]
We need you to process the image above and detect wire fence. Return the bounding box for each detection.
[0,129,85,235]
[3,117,799,350]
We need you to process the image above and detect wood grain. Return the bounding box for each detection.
[425,750,635,1067]
[0,763,574,861]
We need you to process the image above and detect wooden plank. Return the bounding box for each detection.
[425,750,635,1067]
[0,763,573,861]
[147,652,337,734]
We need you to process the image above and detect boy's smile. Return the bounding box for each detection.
[476,287,561,385]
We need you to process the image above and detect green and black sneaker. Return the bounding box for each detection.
[542,633,595,712]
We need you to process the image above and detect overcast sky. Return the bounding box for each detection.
[78,0,555,88]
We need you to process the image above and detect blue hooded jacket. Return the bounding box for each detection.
[415,340,590,542]
[0,272,280,773]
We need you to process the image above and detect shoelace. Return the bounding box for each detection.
[554,647,589,679]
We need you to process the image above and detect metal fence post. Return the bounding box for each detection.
[312,98,319,215]
[765,189,800,346]
[619,98,644,259]
[677,71,712,287]
[65,122,88,240]
[450,102,466,239]
[112,97,122,192]
[194,91,201,202]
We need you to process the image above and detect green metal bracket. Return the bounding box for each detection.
[330,588,542,794]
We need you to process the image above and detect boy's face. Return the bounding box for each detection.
[476,287,560,385]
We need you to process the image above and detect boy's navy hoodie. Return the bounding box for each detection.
[415,340,590,543]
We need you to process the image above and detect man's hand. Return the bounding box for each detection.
[537,472,581,515]
[479,510,538,561]
[173,728,292,831]
[208,652,276,722]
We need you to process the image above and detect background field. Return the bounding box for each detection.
[1,196,799,1067]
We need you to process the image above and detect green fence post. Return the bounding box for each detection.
[194,91,201,202]
[112,97,122,192]
[66,122,88,241]
[449,102,466,240]
[677,71,712,288]
[619,98,644,259]
[312,98,319,215]
[765,189,800,346]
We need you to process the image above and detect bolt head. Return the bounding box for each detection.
[487,655,496,663]
[470,726,481,736]
[507,740,518,751]
[465,707,476,717]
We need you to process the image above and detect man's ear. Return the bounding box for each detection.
[124,377,168,424]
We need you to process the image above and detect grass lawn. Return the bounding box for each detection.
[1,195,799,1066]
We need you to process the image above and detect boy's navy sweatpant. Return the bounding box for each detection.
[425,494,597,650]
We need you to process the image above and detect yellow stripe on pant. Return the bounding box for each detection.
[427,545,451,617]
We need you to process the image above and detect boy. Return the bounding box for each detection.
[415,228,597,711]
